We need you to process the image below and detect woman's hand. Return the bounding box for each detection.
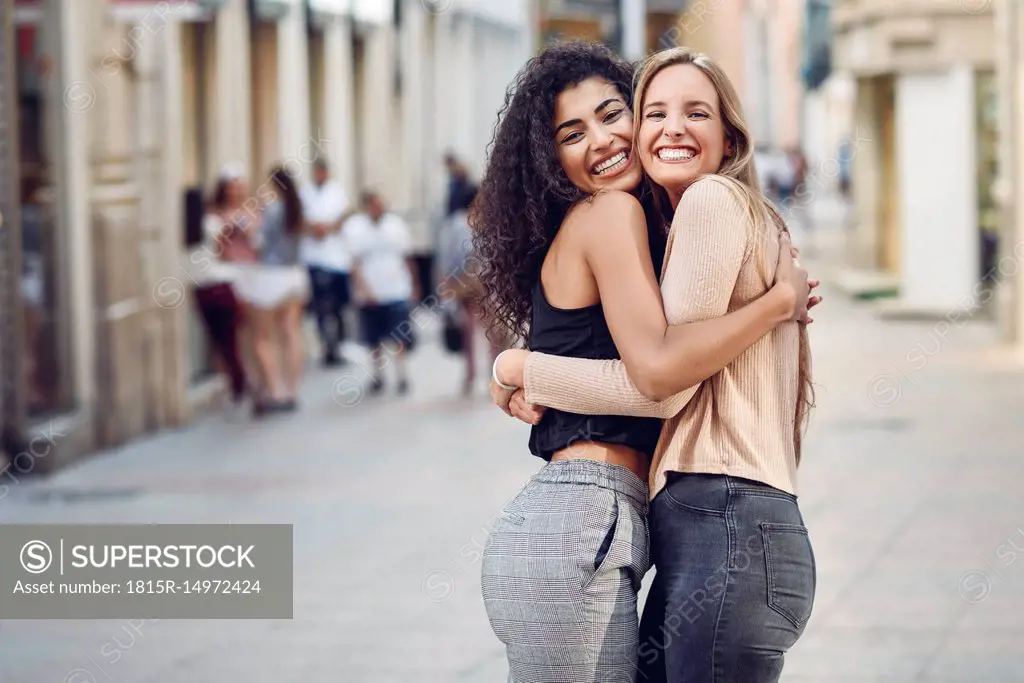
[509,389,546,425]
[490,379,516,416]
[772,232,819,323]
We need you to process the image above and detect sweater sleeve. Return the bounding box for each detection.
[523,352,697,418]
[659,177,750,325]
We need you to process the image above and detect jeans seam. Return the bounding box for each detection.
[730,487,797,503]
[658,483,727,517]
[711,481,738,683]
[659,494,727,517]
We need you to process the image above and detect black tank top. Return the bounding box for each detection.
[527,281,663,460]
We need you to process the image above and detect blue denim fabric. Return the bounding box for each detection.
[638,473,816,683]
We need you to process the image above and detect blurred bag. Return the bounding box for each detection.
[441,301,464,354]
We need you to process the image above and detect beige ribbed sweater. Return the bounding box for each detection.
[523,176,802,498]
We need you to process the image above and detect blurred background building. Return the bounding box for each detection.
[831,0,998,320]
[3,0,1024,471]
[0,0,533,468]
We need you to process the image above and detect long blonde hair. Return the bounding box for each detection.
[634,47,815,464]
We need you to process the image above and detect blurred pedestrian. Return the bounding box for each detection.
[346,190,420,396]
[234,165,310,415]
[438,182,503,396]
[443,152,478,219]
[300,156,356,367]
[184,177,251,415]
[837,137,852,199]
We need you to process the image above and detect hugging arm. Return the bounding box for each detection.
[499,185,798,418]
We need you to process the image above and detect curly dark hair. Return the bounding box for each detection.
[469,41,646,344]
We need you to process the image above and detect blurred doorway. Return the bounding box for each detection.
[14,0,72,420]
[877,75,899,274]
[180,18,216,384]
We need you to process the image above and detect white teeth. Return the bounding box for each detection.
[594,151,628,175]
[658,148,696,161]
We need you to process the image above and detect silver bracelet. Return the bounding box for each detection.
[492,350,519,391]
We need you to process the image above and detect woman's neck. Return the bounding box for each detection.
[668,187,684,210]
[667,178,702,210]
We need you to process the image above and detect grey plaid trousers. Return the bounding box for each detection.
[481,459,650,682]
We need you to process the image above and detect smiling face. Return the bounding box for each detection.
[638,63,733,207]
[553,77,642,194]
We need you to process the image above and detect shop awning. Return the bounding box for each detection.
[308,0,350,27]
[309,0,350,15]
[251,0,302,21]
[351,0,393,25]
[107,0,230,21]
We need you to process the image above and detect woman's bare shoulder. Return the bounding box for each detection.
[568,189,644,219]
[563,190,647,240]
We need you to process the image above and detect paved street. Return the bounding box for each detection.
[2,217,1024,682]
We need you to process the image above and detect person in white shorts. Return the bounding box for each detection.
[234,165,310,415]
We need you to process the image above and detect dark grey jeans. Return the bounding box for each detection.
[638,473,816,683]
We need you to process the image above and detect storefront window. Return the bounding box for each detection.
[16,16,70,419]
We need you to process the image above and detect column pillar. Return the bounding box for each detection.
[322,14,357,200]
[360,21,397,197]
[894,67,978,314]
[431,11,453,207]
[451,14,474,167]
[85,0,146,445]
[133,7,178,430]
[160,18,188,425]
[995,0,1024,346]
[213,0,253,175]
[277,0,311,173]
[400,0,427,220]
[54,0,96,424]
[619,0,646,61]
[846,76,882,271]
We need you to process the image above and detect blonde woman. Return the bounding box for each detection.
[492,48,817,682]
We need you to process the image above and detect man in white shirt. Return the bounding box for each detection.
[300,157,356,367]
[345,190,420,396]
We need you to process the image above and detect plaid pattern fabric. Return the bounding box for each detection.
[482,459,650,682]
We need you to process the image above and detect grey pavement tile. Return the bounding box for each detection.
[813,567,966,630]
[816,590,963,631]
[782,627,945,680]
[956,586,1024,629]
[920,629,1024,682]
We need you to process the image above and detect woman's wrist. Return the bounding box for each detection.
[767,282,797,323]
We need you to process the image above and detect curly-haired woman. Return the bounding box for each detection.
[491,47,819,683]
[473,41,813,683]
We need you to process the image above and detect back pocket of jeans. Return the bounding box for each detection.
[761,523,816,630]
